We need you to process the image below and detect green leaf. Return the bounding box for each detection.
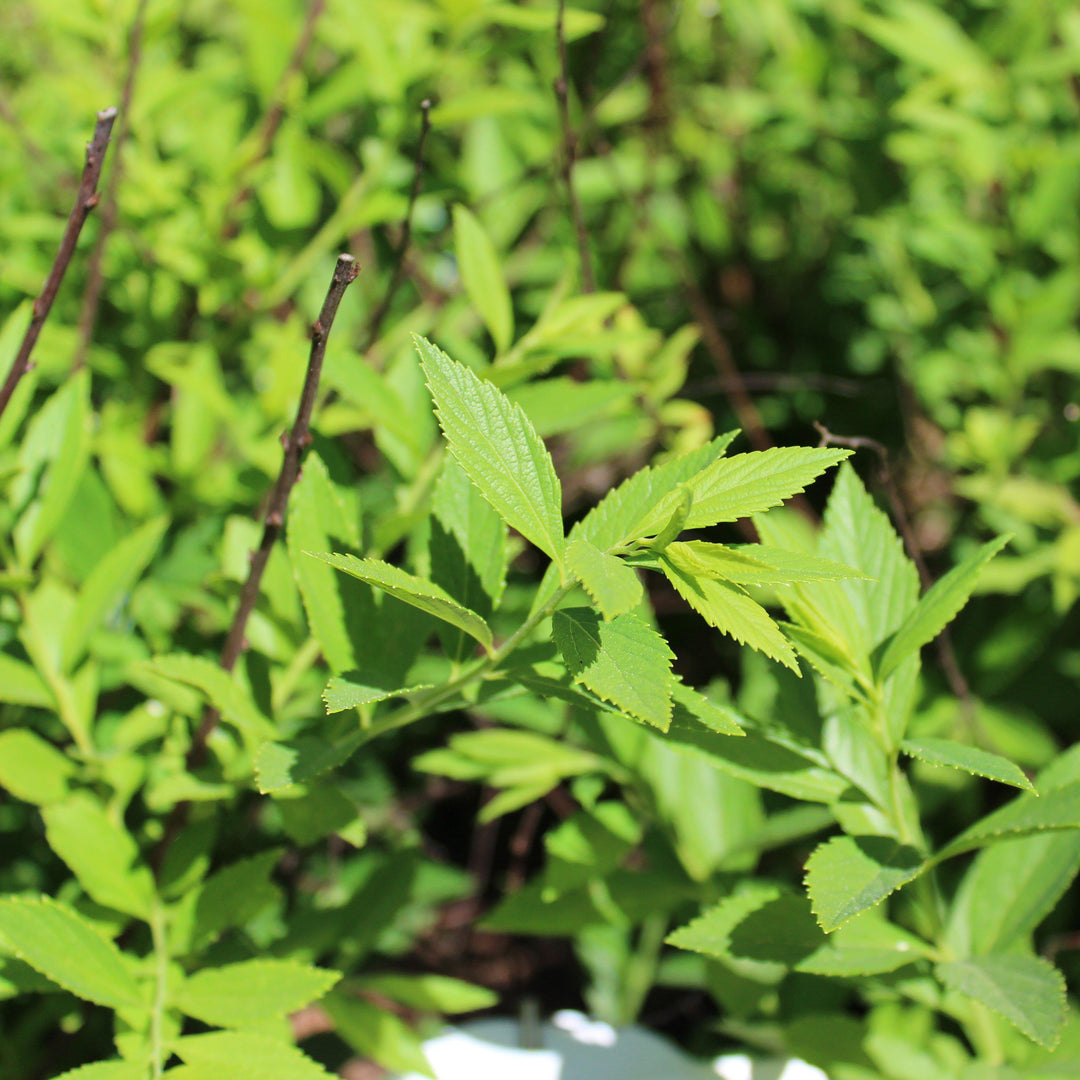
[49,1062,147,1080]
[429,456,507,660]
[902,737,1034,792]
[177,960,340,1029]
[639,446,850,535]
[948,833,1080,956]
[661,546,799,672]
[255,732,364,793]
[667,542,869,586]
[670,681,744,736]
[172,1032,335,1079]
[572,432,738,554]
[191,849,283,950]
[313,553,493,655]
[506,377,632,438]
[937,955,1066,1049]
[0,653,53,708]
[805,835,927,931]
[936,781,1080,862]
[452,204,514,354]
[13,370,92,567]
[60,515,169,671]
[0,729,74,805]
[322,993,434,1078]
[817,462,920,650]
[322,674,432,714]
[41,794,155,919]
[417,336,565,566]
[668,884,926,977]
[0,300,34,451]
[287,453,359,674]
[143,655,276,741]
[0,896,145,1010]
[566,536,643,620]
[348,973,499,1014]
[664,717,850,803]
[878,535,1010,681]
[552,607,674,730]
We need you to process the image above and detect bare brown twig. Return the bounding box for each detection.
[192,253,359,763]
[151,254,358,876]
[221,0,326,239]
[362,99,433,350]
[554,0,595,293]
[0,107,117,422]
[73,0,150,370]
[813,422,977,726]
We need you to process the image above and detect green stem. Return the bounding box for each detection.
[149,901,168,1079]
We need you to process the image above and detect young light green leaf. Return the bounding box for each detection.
[172,1032,335,1079]
[323,675,433,714]
[0,729,74,805]
[670,542,869,586]
[877,535,1011,681]
[0,654,53,709]
[506,377,632,437]
[670,681,744,736]
[60,515,169,671]
[13,370,92,567]
[48,1062,147,1080]
[287,453,359,674]
[255,732,365,793]
[902,737,1034,792]
[42,794,155,919]
[575,432,739,555]
[552,607,674,730]
[936,781,1080,862]
[936,955,1066,1049]
[143,655,276,740]
[661,546,799,672]
[566,536,644,620]
[638,446,850,535]
[804,835,927,932]
[348,973,498,1014]
[177,960,340,1029]
[416,336,565,567]
[313,552,493,656]
[0,896,145,1010]
[323,993,434,1078]
[453,204,514,354]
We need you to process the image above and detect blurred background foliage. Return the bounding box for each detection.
[2,0,1080,1074]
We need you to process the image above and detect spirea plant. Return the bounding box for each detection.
[2,324,1078,1079]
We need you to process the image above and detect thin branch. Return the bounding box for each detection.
[813,422,978,726]
[362,99,432,349]
[191,253,359,766]
[221,0,326,238]
[0,106,118,422]
[73,0,150,371]
[554,0,595,292]
[151,255,358,878]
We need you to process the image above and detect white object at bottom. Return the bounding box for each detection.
[392,1011,829,1080]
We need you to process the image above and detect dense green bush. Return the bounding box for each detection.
[2,1,1079,1078]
